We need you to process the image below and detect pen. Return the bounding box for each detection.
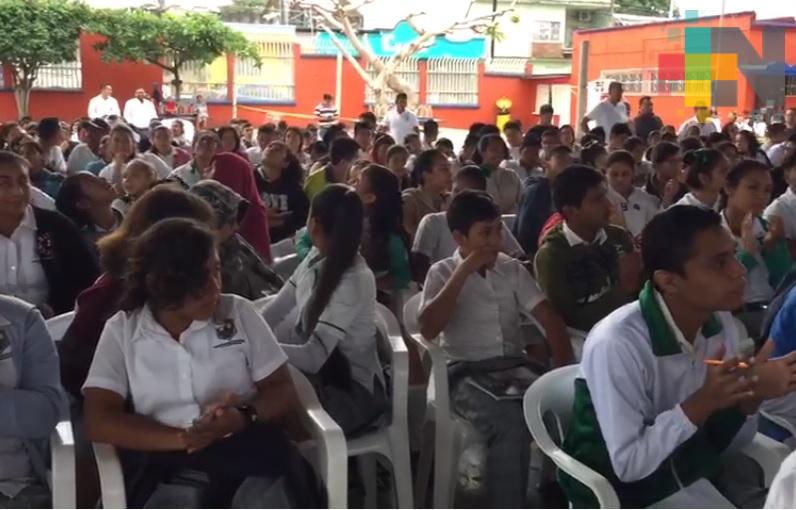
[704,359,750,369]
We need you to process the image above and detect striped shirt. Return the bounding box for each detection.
[314,102,339,128]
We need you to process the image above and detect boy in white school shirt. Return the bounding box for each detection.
[605,150,660,241]
[411,166,523,282]
[560,205,796,508]
[764,151,796,258]
[418,190,572,508]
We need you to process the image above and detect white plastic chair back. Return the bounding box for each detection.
[273,254,300,280]
[501,214,517,232]
[253,295,277,313]
[523,365,620,508]
[270,238,296,259]
[46,311,75,342]
[403,293,422,336]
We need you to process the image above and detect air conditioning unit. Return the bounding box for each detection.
[577,11,592,22]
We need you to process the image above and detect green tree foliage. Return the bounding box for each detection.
[91,9,261,100]
[0,0,90,117]
[219,0,279,23]
[614,0,670,16]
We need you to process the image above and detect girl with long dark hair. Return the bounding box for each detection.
[401,149,451,238]
[264,185,386,435]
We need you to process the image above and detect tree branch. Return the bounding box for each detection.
[319,25,374,88]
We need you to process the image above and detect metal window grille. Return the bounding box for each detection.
[34,49,81,90]
[426,58,479,106]
[235,40,295,102]
[484,57,528,76]
[163,60,229,101]
[364,57,419,105]
[532,21,562,42]
[786,76,796,96]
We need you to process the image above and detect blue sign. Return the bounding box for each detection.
[312,21,485,59]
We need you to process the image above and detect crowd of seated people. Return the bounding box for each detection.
[2,100,796,508]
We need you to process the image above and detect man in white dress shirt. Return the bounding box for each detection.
[382,92,419,147]
[581,81,628,136]
[123,89,158,131]
[87,84,120,119]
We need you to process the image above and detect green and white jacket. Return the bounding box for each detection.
[559,282,757,508]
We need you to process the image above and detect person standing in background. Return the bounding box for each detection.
[580,81,627,136]
[123,88,158,132]
[633,96,663,143]
[382,93,419,148]
[87,84,120,119]
[314,93,339,139]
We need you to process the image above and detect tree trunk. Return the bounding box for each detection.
[172,73,183,102]
[13,83,31,119]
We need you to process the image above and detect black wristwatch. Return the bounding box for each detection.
[235,404,258,427]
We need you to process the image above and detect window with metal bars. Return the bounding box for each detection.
[163,59,229,101]
[426,58,479,107]
[34,47,82,90]
[235,40,295,102]
[364,57,419,105]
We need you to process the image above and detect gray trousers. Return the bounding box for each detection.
[450,377,531,508]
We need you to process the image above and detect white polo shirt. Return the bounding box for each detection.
[420,250,546,361]
[263,249,383,393]
[677,117,718,140]
[765,188,796,240]
[29,188,55,211]
[486,166,522,214]
[721,212,773,304]
[579,286,756,486]
[607,187,660,238]
[412,211,523,264]
[83,294,287,428]
[88,94,120,119]
[0,206,48,307]
[123,98,158,130]
[383,108,419,146]
[587,100,628,134]
[673,192,717,210]
[45,146,67,175]
[767,142,791,168]
[246,146,264,167]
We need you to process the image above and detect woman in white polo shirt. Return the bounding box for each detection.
[83,218,320,508]
[264,184,387,436]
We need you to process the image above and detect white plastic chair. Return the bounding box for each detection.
[501,214,517,232]
[403,293,480,508]
[271,238,296,259]
[273,254,301,280]
[523,365,790,508]
[44,312,77,509]
[343,304,413,508]
[91,366,349,509]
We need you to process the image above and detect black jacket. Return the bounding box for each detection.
[33,207,100,314]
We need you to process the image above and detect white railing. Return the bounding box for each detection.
[235,40,295,102]
[34,48,82,90]
[163,60,228,101]
[485,57,528,76]
[365,57,419,105]
[426,57,479,106]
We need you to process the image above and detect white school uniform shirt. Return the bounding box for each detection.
[0,315,34,498]
[677,117,718,140]
[246,146,264,167]
[586,100,628,135]
[721,212,773,304]
[263,249,383,393]
[673,191,716,210]
[579,289,756,487]
[66,144,100,174]
[607,187,660,238]
[766,449,796,508]
[412,211,523,264]
[0,206,48,307]
[123,98,158,130]
[765,188,796,240]
[87,94,120,119]
[83,294,287,429]
[383,108,419,146]
[28,187,55,212]
[767,141,791,168]
[99,153,171,185]
[420,250,546,362]
[44,145,67,175]
[486,166,522,214]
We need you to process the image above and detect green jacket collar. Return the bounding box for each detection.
[638,281,722,356]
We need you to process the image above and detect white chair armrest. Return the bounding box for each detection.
[377,304,409,424]
[738,432,791,487]
[549,449,620,508]
[406,333,449,411]
[50,420,76,509]
[288,366,347,509]
[92,442,127,509]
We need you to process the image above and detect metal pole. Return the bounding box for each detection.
[336,51,343,114]
[576,40,589,134]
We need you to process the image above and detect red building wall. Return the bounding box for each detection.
[1,33,162,121]
[570,12,796,129]
[1,32,557,131]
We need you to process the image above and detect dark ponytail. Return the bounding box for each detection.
[682,148,724,190]
[304,184,364,333]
